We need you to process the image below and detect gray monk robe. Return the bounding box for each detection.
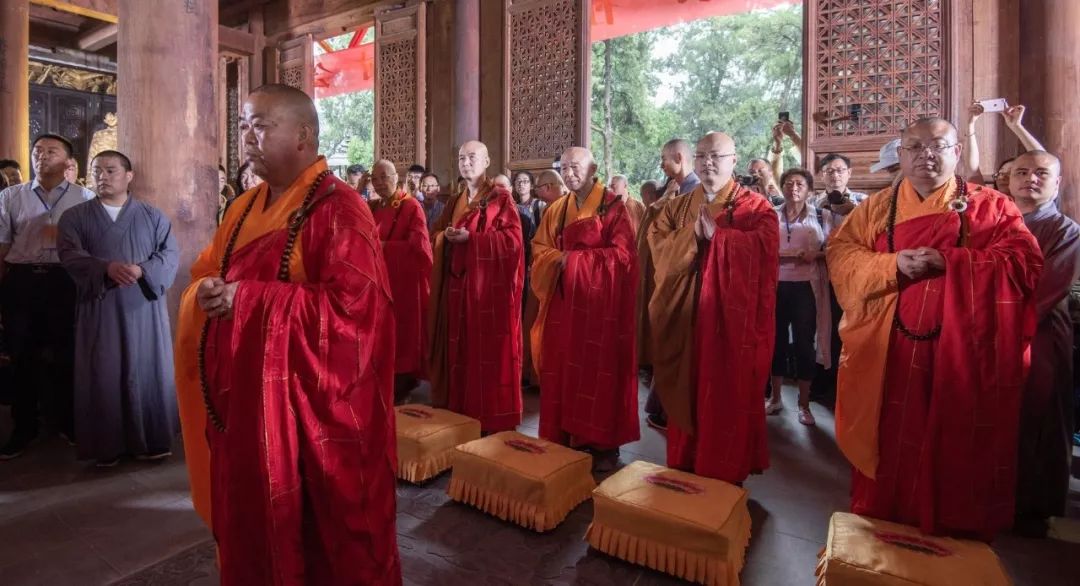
[1017,201,1080,522]
[58,196,180,460]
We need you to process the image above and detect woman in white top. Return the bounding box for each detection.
[765,168,837,426]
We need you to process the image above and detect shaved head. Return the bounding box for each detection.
[661,138,693,181]
[241,84,321,188]
[694,132,738,193]
[560,146,597,193]
[371,159,398,199]
[249,84,320,143]
[1010,149,1062,209]
[535,169,567,204]
[898,117,962,190]
[458,140,491,187]
[493,174,511,189]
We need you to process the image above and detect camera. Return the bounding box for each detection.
[737,175,756,187]
[826,190,848,206]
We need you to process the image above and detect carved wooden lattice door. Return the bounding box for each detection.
[504,0,591,173]
[805,1,951,191]
[276,34,314,97]
[375,4,427,172]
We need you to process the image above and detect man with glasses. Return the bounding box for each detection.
[534,170,567,205]
[648,131,779,484]
[827,117,1042,540]
[814,153,868,216]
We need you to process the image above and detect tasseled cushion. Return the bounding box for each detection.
[395,405,481,484]
[585,460,751,586]
[447,431,595,532]
[816,513,1012,586]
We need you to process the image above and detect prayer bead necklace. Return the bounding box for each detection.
[198,169,332,433]
[884,175,968,342]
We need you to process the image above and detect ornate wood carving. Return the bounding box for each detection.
[276,34,314,96]
[28,84,115,178]
[806,0,952,191]
[504,0,590,172]
[375,4,426,172]
[28,61,116,95]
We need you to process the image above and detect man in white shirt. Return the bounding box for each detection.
[0,134,95,459]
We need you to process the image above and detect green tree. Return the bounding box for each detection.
[589,5,803,189]
[316,90,374,166]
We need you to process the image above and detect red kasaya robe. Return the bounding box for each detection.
[372,192,432,377]
[531,181,640,450]
[828,178,1042,540]
[659,184,779,483]
[175,158,401,585]
[427,180,524,432]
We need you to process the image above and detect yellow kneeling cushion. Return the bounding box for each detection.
[395,405,481,484]
[447,431,595,532]
[816,513,1012,586]
[586,460,751,586]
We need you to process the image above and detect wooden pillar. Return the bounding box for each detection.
[1019,0,1080,220]
[453,0,480,147]
[118,0,218,321]
[0,0,30,171]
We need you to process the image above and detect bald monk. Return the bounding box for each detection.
[493,173,512,190]
[610,174,645,233]
[428,141,524,431]
[828,118,1042,540]
[642,138,702,428]
[1008,151,1080,536]
[531,147,639,471]
[370,159,433,403]
[648,132,779,483]
[174,84,401,584]
[535,169,569,204]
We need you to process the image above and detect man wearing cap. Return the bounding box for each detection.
[870,138,902,179]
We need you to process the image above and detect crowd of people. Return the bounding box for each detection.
[0,83,1076,584]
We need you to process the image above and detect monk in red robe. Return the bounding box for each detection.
[175,85,401,585]
[610,174,645,233]
[648,131,779,484]
[531,147,640,471]
[427,140,524,432]
[369,159,432,403]
[827,118,1042,540]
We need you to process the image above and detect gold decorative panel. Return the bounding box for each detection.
[811,0,945,138]
[28,61,116,95]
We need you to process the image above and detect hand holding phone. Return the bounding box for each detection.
[977,98,1008,113]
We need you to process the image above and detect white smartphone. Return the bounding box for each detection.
[978,98,1009,113]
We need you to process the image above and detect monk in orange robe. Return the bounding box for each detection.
[369,159,432,402]
[648,132,779,484]
[531,147,640,471]
[827,118,1042,540]
[427,140,524,432]
[610,174,645,233]
[175,85,401,585]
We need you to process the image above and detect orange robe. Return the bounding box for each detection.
[175,158,401,584]
[427,180,524,432]
[827,177,1042,539]
[371,192,432,376]
[648,182,779,483]
[531,181,640,449]
[636,198,666,367]
[622,196,646,234]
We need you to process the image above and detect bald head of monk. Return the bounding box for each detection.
[899,117,962,194]
[241,84,321,194]
[1009,150,1062,213]
[661,139,693,183]
[458,141,491,192]
[371,159,399,201]
[560,146,597,197]
[493,174,511,190]
[535,169,567,204]
[694,132,738,194]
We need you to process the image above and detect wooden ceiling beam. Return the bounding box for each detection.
[30,0,118,24]
[77,23,118,51]
[220,0,272,22]
[219,25,257,56]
